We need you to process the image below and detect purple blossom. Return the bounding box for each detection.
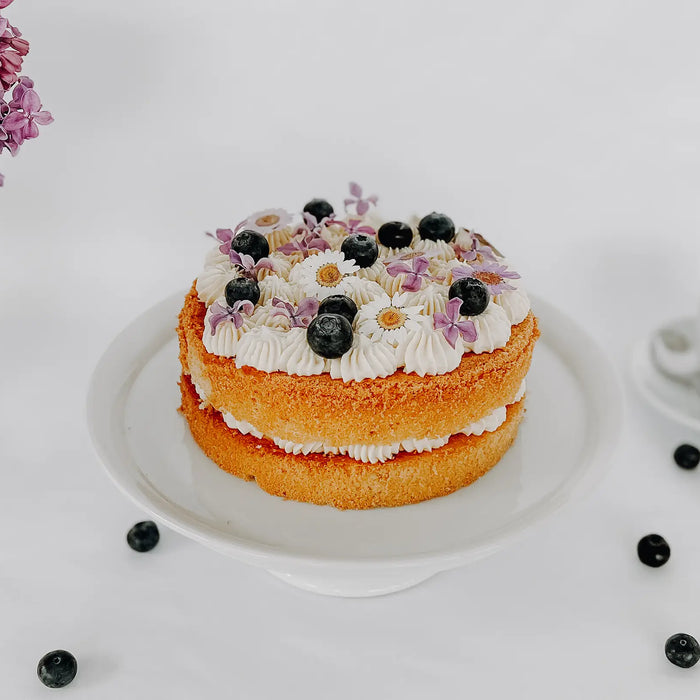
[2,87,52,144]
[270,297,320,328]
[453,232,498,264]
[205,228,235,255]
[0,97,19,155]
[384,255,440,292]
[344,182,378,216]
[433,298,478,348]
[8,74,32,106]
[228,249,275,280]
[0,15,28,91]
[301,211,331,235]
[0,0,52,188]
[277,226,330,257]
[329,218,376,237]
[209,299,254,335]
[451,261,520,295]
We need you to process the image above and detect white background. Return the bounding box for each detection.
[2,0,700,697]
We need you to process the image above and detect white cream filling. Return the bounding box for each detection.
[192,377,526,464]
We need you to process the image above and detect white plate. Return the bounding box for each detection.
[87,292,622,597]
[631,334,700,432]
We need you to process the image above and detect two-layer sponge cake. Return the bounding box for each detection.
[177,184,539,509]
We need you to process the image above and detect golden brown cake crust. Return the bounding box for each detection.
[177,284,539,445]
[179,373,526,510]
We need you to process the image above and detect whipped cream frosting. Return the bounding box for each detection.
[196,206,532,381]
[397,317,463,377]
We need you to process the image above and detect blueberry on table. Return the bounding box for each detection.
[637,534,670,567]
[303,198,334,222]
[418,212,455,242]
[665,633,700,668]
[377,221,413,249]
[673,444,700,470]
[231,229,270,262]
[448,277,490,316]
[307,313,353,359]
[317,295,358,325]
[37,650,78,688]
[224,278,261,307]
[341,234,378,268]
[127,520,160,552]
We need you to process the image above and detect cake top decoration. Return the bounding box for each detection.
[196,182,531,382]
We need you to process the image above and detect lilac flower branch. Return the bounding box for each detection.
[0,2,53,186]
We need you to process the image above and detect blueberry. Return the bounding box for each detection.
[127,520,160,553]
[307,313,353,359]
[418,212,455,242]
[224,277,260,307]
[674,444,700,470]
[303,198,334,222]
[377,221,413,249]
[37,650,78,688]
[665,633,700,668]
[231,229,269,262]
[318,295,358,325]
[341,234,379,268]
[637,534,670,567]
[448,277,490,316]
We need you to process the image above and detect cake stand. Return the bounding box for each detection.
[87,292,622,597]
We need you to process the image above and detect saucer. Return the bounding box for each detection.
[87,292,622,597]
[632,330,700,433]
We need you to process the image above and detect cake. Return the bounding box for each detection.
[177,183,539,509]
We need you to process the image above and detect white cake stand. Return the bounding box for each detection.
[87,292,622,597]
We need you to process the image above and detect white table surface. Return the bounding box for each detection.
[3,0,700,697]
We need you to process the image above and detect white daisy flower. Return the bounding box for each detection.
[356,292,424,347]
[237,208,292,235]
[295,250,359,300]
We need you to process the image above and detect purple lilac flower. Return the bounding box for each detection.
[0,98,19,155]
[451,260,520,295]
[209,299,254,335]
[0,15,28,91]
[329,218,376,237]
[205,228,235,255]
[433,297,478,348]
[453,231,498,263]
[228,249,275,280]
[270,297,320,328]
[9,75,33,106]
[0,1,17,9]
[384,255,436,292]
[302,211,331,235]
[344,182,378,216]
[2,87,52,144]
[277,226,330,257]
